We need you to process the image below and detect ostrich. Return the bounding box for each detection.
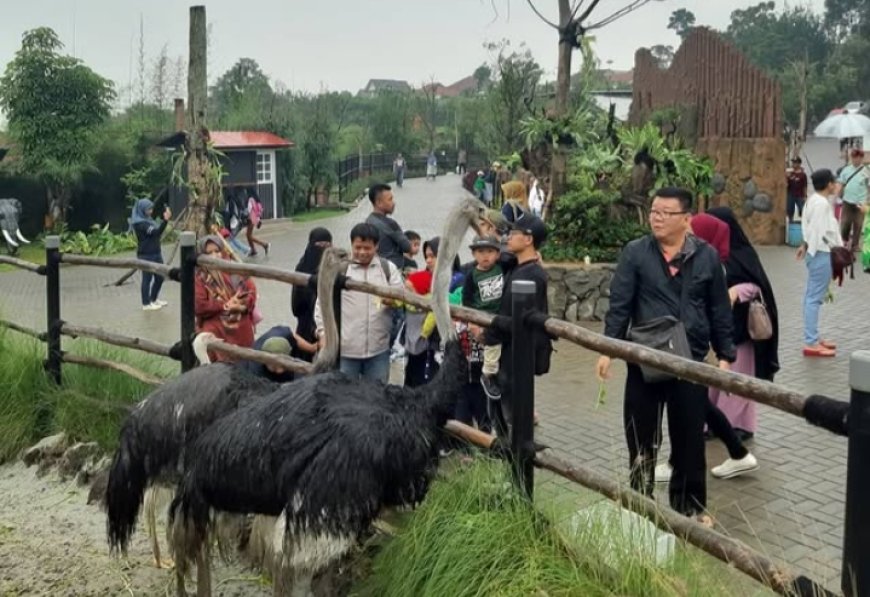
[167,197,485,597]
[104,247,348,567]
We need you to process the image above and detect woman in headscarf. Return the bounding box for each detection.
[194,235,257,362]
[291,227,333,358]
[403,236,462,387]
[131,198,171,311]
[500,180,529,223]
[708,206,780,440]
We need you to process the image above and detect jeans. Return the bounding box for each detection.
[803,251,832,346]
[389,308,406,349]
[340,350,391,384]
[139,253,164,306]
[787,194,805,222]
[624,364,707,516]
[395,168,405,188]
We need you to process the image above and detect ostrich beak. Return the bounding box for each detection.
[15,229,30,244]
[192,332,216,365]
[2,229,19,248]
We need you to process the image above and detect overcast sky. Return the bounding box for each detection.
[1,0,826,102]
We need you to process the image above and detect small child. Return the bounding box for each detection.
[462,235,504,399]
[473,171,486,203]
[403,230,421,275]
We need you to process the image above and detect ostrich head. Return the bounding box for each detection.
[312,246,350,373]
[431,197,487,343]
[192,332,219,365]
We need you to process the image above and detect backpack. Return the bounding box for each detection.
[831,246,855,286]
[344,257,392,282]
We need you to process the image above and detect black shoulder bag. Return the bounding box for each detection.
[625,260,693,383]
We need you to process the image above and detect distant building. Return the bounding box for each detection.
[431,75,478,98]
[597,69,634,88]
[358,79,412,97]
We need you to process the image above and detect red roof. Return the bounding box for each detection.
[210,131,294,150]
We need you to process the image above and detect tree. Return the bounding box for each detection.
[211,58,274,128]
[649,44,674,69]
[300,95,337,208]
[488,42,543,153]
[473,64,492,91]
[824,0,870,39]
[667,8,696,40]
[416,78,441,151]
[0,27,114,229]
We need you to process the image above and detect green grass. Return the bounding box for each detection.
[360,459,774,597]
[292,208,347,223]
[0,328,174,462]
[0,244,45,272]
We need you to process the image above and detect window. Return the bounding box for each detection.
[256,152,273,183]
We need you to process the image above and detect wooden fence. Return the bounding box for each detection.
[0,231,866,597]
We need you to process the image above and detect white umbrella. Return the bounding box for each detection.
[813,113,870,138]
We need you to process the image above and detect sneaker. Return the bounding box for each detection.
[142,303,161,311]
[654,463,672,483]
[480,374,502,400]
[153,299,168,308]
[711,453,759,479]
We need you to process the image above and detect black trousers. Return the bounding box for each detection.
[624,364,707,516]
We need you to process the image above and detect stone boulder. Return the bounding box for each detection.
[564,269,592,298]
[58,442,102,480]
[22,433,70,467]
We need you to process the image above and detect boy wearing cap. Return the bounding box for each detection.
[464,235,506,399]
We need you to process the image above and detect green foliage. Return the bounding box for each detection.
[0,329,172,462]
[486,41,544,155]
[59,224,140,256]
[668,9,697,39]
[0,27,115,227]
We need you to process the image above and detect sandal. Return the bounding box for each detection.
[803,346,836,357]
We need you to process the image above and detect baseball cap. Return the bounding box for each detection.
[851,148,865,158]
[469,235,501,251]
[511,214,548,249]
[261,337,291,355]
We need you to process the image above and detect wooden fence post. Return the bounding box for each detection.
[510,279,536,500]
[44,235,62,385]
[844,351,870,596]
[179,231,197,372]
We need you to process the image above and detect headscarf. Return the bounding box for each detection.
[408,236,461,294]
[294,227,333,275]
[691,213,730,263]
[129,198,154,231]
[707,206,780,381]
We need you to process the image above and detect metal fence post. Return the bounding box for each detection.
[44,235,62,386]
[510,279,536,500]
[844,351,870,597]
[179,232,197,372]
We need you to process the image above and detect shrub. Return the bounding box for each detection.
[60,223,139,256]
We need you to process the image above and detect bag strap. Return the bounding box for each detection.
[678,257,693,318]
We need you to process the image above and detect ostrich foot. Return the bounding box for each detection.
[154,556,175,569]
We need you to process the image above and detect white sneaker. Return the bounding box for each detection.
[711,453,759,479]
[142,303,161,311]
[153,299,168,307]
[654,463,672,483]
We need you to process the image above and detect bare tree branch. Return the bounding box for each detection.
[570,0,586,22]
[576,0,603,24]
[525,0,559,29]
[587,0,655,30]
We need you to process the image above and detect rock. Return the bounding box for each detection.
[565,301,579,323]
[599,275,612,298]
[743,179,757,200]
[76,455,111,487]
[742,199,755,217]
[711,172,727,194]
[576,297,596,321]
[564,269,592,298]
[547,281,568,318]
[87,467,110,506]
[594,298,611,321]
[752,193,773,213]
[57,442,101,480]
[546,266,567,282]
[22,433,70,467]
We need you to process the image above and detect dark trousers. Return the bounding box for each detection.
[139,253,164,306]
[705,401,748,460]
[455,382,491,433]
[624,364,707,516]
[458,163,467,175]
[841,202,865,251]
[404,350,439,388]
[787,194,805,222]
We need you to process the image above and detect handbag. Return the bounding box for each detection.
[747,297,773,341]
[626,260,693,383]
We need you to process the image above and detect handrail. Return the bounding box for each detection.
[61,352,166,386]
[196,255,847,431]
[59,254,174,278]
[197,338,314,374]
[60,323,175,358]
[0,318,44,341]
[0,255,44,274]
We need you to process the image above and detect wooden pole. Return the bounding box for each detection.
[199,338,313,375]
[61,353,165,386]
[0,318,44,341]
[60,323,174,358]
[185,5,210,235]
[0,255,44,274]
[60,254,174,278]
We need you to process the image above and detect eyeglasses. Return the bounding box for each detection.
[649,209,687,220]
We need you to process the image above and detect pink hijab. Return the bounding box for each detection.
[691,213,730,263]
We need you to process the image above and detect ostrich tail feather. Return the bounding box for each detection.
[105,429,147,553]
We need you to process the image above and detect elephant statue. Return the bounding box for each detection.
[0,199,31,255]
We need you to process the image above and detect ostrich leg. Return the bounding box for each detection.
[196,543,212,597]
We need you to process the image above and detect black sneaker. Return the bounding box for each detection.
[480,374,502,400]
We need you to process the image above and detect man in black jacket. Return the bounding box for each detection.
[596,187,735,520]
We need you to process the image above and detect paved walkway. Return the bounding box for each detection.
[1,176,863,590]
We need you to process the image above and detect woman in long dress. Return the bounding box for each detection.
[291,227,333,360]
[708,207,780,439]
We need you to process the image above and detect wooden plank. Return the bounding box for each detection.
[0,255,43,274]
[60,254,174,278]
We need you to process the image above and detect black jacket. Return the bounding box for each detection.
[604,234,736,363]
[365,212,411,269]
[133,219,167,257]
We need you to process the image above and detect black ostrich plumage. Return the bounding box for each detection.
[172,340,467,541]
[105,363,279,552]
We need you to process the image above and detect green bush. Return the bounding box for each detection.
[60,223,139,256]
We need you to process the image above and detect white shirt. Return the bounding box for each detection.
[802,192,842,256]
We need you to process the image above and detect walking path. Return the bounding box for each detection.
[1,175,863,590]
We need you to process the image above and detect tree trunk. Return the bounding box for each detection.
[185,5,210,236]
[545,0,574,221]
[796,55,808,158]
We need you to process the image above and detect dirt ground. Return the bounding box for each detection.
[0,462,271,597]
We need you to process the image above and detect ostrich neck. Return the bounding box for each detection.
[313,251,348,373]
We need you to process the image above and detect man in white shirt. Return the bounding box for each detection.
[838,148,869,251]
[797,169,843,357]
